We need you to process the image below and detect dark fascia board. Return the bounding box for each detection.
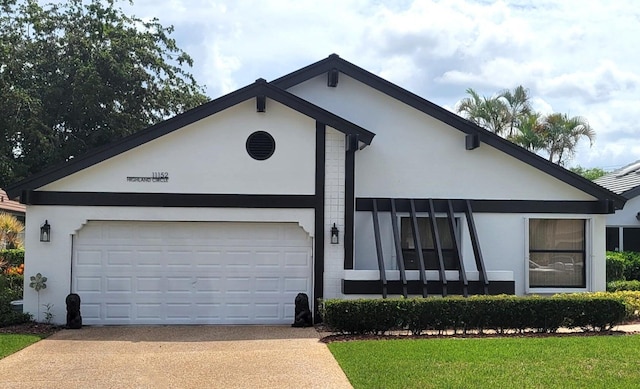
[622,185,640,200]
[272,54,627,211]
[6,80,374,199]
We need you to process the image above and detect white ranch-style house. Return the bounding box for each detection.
[7,55,625,325]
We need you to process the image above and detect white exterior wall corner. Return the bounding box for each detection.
[323,128,346,300]
[607,196,640,226]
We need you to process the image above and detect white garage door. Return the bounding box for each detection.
[72,221,313,325]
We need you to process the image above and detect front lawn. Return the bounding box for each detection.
[329,335,640,388]
[0,334,41,359]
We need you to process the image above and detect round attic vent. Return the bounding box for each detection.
[246,131,275,160]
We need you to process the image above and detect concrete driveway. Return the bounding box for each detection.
[0,326,353,389]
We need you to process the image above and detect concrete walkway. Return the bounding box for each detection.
[0,326,353,389]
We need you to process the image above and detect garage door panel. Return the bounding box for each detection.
[105,277,132,292]
[285,251,311,267]
[76,277,101,292]
[76,250,102,266]
[255,277,280,293]
[106,303,131,319]
[73,221,312,325]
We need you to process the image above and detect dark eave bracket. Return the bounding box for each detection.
[466,133,480,150]
[327,68,339,87]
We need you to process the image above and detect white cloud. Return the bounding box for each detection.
[95,0,640,168]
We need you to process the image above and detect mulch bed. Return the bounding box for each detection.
[317,321,640,343]
[0,322,62,337]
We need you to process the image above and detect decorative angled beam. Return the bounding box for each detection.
[428,199,447,297]
[466,133,479,150]
[327,68,339,87]
[465,200,489,294]
[372,199,388,298]
[447,200,468,296]
[410,199,428,297]
[390,199,408,297]
[256,95,266,112]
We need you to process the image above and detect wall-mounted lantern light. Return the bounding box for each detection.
[331,223,339,244]
[40,220,51,242]
[636,212,640,221]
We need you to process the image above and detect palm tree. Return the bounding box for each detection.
[508,112,545,152]
[456,88,509,135]
[541,113,595,165]
[499,85,532,138]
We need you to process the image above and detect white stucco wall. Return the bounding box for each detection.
[42,100,316,195]
[23,205,315,325]
[287,74,595,201]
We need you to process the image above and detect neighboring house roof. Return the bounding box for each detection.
[594,160,640,199]
[0,189,26,215]
[5,79,374,199]
[5,54,626,210]
[273,54,626,210]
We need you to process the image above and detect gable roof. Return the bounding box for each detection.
[6,79,374,198]
[594,160,640,199]
[272,54,626,210]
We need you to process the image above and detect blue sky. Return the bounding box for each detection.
[121,0,640,170]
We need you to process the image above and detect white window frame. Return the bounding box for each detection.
[525,216,592,294]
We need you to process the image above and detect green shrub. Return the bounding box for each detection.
[606,251,640,281]
[0,249,24,267]
[607,280,640,292]
[2,274,23,300]
[624,252,640,280]
[606,253,626,282]
[591,291,640,322]
[322,294,627,335]
[0,289,30,327]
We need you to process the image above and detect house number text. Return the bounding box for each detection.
[126,172,169,183]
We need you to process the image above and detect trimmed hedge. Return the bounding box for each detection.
[607,280,640,292]
[0,249,24,267]
[590,291,640,322]
[321,294,627,335]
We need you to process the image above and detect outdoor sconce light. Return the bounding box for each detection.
[636,212,640,222]
[331,223,339,244]
[40,220,51,242]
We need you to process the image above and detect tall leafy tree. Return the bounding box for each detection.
[0,0,209,187]
[570,166,607,181]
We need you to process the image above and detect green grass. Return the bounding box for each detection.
[0,334,41,359]
[328,335,640,389]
